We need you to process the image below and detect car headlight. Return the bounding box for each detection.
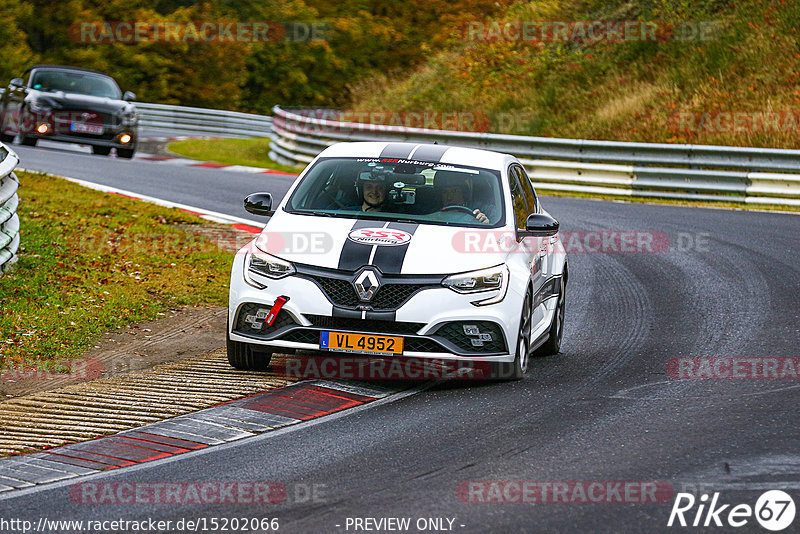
[442,264,509,306]
[244,250,295,288]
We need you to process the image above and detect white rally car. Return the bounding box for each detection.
[228,142,567,379]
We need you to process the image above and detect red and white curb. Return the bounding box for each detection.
[0,380,405,493]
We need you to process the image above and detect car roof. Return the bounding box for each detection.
[25,65,111,77]
[317,142,513,171]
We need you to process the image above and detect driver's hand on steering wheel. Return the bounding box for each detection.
[473,209,489,223]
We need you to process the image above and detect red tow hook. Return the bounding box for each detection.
[264,296,289,326]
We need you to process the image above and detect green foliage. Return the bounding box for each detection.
[349,0,800,148]
[4,0,512,110]
[0,0,37,82]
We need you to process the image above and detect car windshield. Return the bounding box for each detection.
[285,157,505,228]
[29,70,122,99]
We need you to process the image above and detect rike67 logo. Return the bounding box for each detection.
[668,490,795,531]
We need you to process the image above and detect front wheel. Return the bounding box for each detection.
[491,289,532,380]
[226,331,273,370]
[117,147,135,159]
[92,145,111,156]
[534,276,566,357]
[19,136,36,147]
[0,109,14,143]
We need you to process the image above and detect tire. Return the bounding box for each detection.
[226,329,273,371]
[492,288,532,380]
[117,147,135,159]
[0,109,13,143]
[534,276,566,357]
[91,145,111,156]
[19,136,36,147]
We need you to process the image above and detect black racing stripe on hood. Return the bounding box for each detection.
[411,144,449,162]
[337,219,376,271]
[379,143,416,159]
[371,222,419,274]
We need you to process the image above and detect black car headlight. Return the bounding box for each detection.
[244,250,295,288]
[442,264,509,306]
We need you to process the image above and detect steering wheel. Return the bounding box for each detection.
[442,205,476,215]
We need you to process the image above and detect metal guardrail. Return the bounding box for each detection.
[0,144,20,275]
[269,107,800,207]
[135,102,272,138]
[0,88,272,138]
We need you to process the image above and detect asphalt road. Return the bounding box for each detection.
[11,138,295,222]
[2,140,800,533]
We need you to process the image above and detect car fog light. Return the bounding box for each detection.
[120,134,132,144]
[36,124,49,134]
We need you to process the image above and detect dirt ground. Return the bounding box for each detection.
[1,223,255,400]
[1,305,228,399]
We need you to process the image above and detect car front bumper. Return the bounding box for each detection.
[228,253,522,364]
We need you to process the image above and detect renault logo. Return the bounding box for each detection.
[354,270,380,301]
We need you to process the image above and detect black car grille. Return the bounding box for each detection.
[282,330,322,345]
[403,338,443,353]
[305,315,424,335]
[309,276,360,307]
[234,303,297,337]
[305,275,429,310]
[372,284,427,309]
[433,321,507,354]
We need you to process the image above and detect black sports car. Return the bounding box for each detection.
[0,65,138,158]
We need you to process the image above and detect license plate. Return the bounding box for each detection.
[70,122,103,134]
[320,331,403,355]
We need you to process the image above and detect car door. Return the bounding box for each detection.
[509,164,547,327]
[507,163,538,275]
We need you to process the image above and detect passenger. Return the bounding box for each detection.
[349,172,390,212]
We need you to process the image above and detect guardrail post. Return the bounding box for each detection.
[0,144,21,275]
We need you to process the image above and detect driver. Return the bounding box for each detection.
[349,168,391,212]
[434,171,489,223]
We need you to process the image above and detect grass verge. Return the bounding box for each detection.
[0,171,235,372]
[538,190,799,213]
[167,138,303,174]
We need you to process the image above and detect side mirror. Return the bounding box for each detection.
[10,78,24,89]
[522,213,559,237]
[123,91,136,102]
[244,192,274,217]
